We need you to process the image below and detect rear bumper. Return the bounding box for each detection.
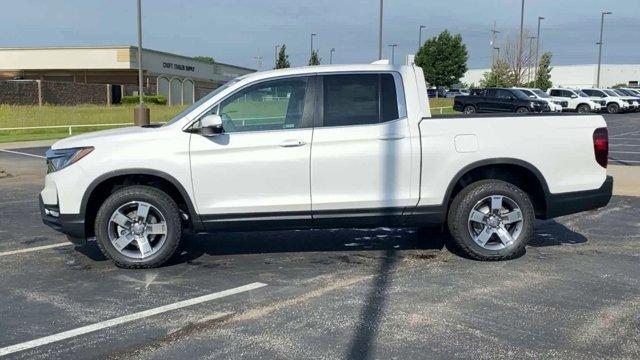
[39,195,86,245]
[543,176,613,219]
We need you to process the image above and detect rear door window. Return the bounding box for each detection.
[321,73,402,127]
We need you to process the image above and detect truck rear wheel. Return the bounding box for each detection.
[447,180,534,261]
[95,185,182,268]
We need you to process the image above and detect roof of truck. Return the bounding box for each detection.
[236,63,409,83]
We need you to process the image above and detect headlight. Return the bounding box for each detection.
[45,147,94,173]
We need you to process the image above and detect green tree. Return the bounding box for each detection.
[479,59,514,88]
[194,56,215,63]
[415,30,468,88]
[308,50,321,66]
[275,44,290,69]
[533,52,553,90]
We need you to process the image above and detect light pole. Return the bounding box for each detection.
[274,45,280,68]
[534,16,545,81]
[596,11,612,88]
[310,33,316,58]
[378,0,384,60]
[490,21,500,66]
[526,36,536,83]
[330,48,335,64]
[134,0,149,126]
[388,44,398,64]
[517,0,525,84]
[494,46,500,60]
[418,25,426,51]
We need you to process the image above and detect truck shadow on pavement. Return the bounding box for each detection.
[75,220,586,266]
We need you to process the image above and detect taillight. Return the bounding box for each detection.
[593,127,608,168]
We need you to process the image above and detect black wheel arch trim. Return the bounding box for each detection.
[440,157,551,214]
[80,168,203,231]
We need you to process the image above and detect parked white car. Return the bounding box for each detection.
[608,89,640,111]
[41,63,613,268]
[513,87,564,112]
[580,88,632,114]
[548,88,602,113]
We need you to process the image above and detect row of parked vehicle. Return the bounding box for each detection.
[453,87,640,114]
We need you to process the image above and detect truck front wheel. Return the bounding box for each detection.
[447,180,534,261]
[95,185,182,268]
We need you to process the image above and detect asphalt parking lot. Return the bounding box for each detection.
[0,113,639,359]
[607,112,640,165]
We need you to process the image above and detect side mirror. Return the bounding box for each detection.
[571,94,578,99]
[200,114,223,136]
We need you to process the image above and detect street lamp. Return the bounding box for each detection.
[378,0,384,60]
[330,48,336,64]
[134,0,149,126]
[418,25,426,51]
[310,33,317,57]
[526,36,536,83]
[596,11,612,87]
[517,0,525,83]
[388,44,398,64]
[534,16,545,80]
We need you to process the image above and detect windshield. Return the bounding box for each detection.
[520,89,535,97]
[576,90,589,97]
[603,89,618,97]
[612,89,627,96]
[511,89,531,100]
[163,78,242,126]
[531,89,550,98]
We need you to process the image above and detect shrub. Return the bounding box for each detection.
[121,95,167,105]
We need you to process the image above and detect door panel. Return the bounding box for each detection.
[310,73,412,221]
[189,76,315,227]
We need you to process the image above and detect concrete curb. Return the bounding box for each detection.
[608,165,640,197]
[0,139,58,150]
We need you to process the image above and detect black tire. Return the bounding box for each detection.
[607,103,620,114]
[515,107,530,113]
[463,105,476,114]
[577,104,591,113]
[95,185,182,268]
[447,180,534,261]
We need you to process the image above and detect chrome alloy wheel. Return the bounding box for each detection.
[107,201,167,259]
[467,195,524,250]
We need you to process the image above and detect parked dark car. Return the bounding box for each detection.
[454,88,551,114]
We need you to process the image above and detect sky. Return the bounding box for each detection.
[0,0,638,70]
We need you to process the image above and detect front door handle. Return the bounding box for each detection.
[378,134,406,140]
[279,139,306,147]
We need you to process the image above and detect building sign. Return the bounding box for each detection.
[162,62,195,72]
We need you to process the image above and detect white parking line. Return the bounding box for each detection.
[610,160,640,164]
[611,130,640,137]
[610,151,640,154]
[0,282,267,357]
[0,149,45,159]
[0,242,72,257]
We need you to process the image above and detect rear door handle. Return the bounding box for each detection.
[279,139,306,147]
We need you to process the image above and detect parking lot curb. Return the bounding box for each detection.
[0,139,57,150]
[609,165,640,197]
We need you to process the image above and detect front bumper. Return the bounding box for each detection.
[543,176,613,219]
[39,195,86,244]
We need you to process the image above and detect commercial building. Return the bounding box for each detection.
[462,64,640,88]
[0,46,255,105]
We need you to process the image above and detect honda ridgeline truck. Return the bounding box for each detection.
[41,63,613,268]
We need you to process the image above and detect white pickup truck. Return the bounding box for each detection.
[41,63,613,268]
